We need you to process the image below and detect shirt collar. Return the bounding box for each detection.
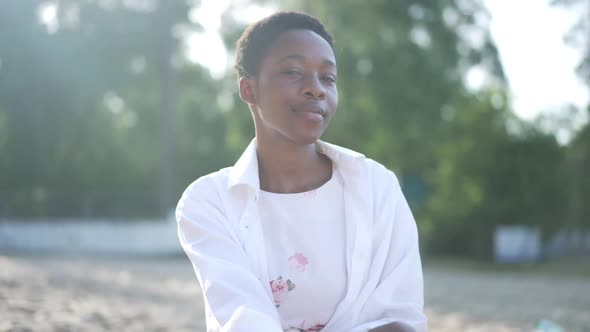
[227,138,365,194]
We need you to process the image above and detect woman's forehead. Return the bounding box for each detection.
[266,29,336,65]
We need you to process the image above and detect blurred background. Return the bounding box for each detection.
[0,0,589,331]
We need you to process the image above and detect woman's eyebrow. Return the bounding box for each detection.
[275,54,305,64]
[275,54,336,68]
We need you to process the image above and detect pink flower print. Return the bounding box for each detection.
[306,324,326,332]
[296,320,326,331]
[270,276,296,307]
[288,253,309,272]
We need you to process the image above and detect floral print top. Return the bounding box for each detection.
[259,174,347,332]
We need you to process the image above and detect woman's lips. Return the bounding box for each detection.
[297,110,324,122]
[292,105,326,119]
[292,107,326,122]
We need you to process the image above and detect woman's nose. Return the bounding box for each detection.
[303,75,326,99]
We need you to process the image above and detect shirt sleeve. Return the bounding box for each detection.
[347,168,428,332]
[176,180,283,332]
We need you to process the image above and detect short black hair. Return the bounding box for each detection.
[234,11,335,78]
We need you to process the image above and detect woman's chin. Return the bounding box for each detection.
[293,132,323,145]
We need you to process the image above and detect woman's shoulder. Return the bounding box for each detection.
[178,167,233,206]
[321,141,401,191]
[364,158,400,185]
[344,152,401,190]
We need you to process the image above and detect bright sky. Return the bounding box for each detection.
[483,0,589,122]
[187,0,589,128]
[186,0,275,78]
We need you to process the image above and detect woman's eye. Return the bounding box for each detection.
[281,70,302,76]
[322,76,337,84]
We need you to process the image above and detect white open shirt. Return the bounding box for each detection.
[176,139,428,332]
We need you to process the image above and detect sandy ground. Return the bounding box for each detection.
[1,255,589,332]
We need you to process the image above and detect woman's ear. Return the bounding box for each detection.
[239,77,257,106]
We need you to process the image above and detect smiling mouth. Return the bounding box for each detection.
[292,107,327,117]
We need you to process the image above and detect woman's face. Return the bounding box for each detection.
[247,29,338,145]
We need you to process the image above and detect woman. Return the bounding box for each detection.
[176,11,427,332]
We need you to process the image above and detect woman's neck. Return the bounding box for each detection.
[255,136,332,194]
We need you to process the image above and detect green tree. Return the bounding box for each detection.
[424,90,568,258]
[0,0,215,217]
[552,0,590,230]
